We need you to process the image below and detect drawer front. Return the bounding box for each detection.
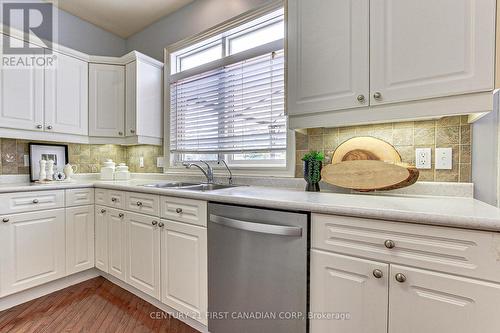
[160,196,207,227]
[0,190,65,215]
[66,188,95,207]
[125,192,160,216]
[107,190,125,209]
[95,188,107,206]
[312,214,500,283]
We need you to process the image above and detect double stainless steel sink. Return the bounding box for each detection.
[141,182,240,192]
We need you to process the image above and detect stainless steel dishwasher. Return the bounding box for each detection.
[208,203,308,333]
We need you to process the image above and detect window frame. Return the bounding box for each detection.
[163,0,294,177]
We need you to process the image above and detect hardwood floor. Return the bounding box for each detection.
[0,277,200,333]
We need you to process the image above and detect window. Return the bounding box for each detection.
[168,7,287,169]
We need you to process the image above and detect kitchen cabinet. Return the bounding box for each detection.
[125,212,160,299]
[0,35,44,131]
[0,209,65,297]
[45,50,88,135]
[107,208,127,281]
[287,0,496,127]
[310,250,388,333]
[95,205,109,273]
[66,205,94,274]
[161,219,208,325]
[287,0,369,115]
[88,63,125,138]
[125,58,163,140]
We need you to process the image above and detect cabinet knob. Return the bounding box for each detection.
[372,269,383,279]
[175,208,183,214]
[158,221,165,228]
[118,132,123,136]
[152,220,158,226]
[130,129,136,134]
[111,197,117,202]
[100,209,106,214]
[46,125,53,130]
[373,92,383,100]
[118,213,124,218]
[357,94,366,103]
[32,199,39,204]
[384,239,395,249]
[36,125,43,129]
[2,218,9,223]
[395,273,407,283]
[136,201,143,207]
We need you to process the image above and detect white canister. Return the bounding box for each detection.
[100,159,116,180]
[114,163,130,180]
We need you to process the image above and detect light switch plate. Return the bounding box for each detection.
[435,148,452,170]
[23,154,30,167]
[157,157,165,168]
[139,156,144,168]
[415,148,431,169]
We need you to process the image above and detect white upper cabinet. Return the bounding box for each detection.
[287,0,369,115]
[89,63,125,138]
[45,50,89,135]
[0,36,44,131]
[370,0,496,105]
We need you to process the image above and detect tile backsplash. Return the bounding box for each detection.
[295,116,472,182]
[0,139,164,175]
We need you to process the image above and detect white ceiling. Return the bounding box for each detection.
[49,0,195,38]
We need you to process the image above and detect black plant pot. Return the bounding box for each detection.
[303,160,322,192]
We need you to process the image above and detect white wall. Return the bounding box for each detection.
[126,0,273,60]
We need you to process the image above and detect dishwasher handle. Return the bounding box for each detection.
[209,214,303,237]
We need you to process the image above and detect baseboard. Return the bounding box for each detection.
[99,271,209,333]
[0,268,100,312]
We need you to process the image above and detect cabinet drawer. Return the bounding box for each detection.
[0,190,64,215]
[95,188,107,206]
[65,188,94,207]
[160,196,207,227]
[312,214,500,283]
[125,192,159,216]
[107,190,125,209]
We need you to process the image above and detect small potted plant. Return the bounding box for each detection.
[302,150,324,192]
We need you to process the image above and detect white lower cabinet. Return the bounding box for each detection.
[125,212,160,299]
[310,250,388,333]
[107,208,127,281]
[95,205,109,272]
[161,219,208,325]
[389,265,500,333]
[66,205,95,274]
[0,209,65,297]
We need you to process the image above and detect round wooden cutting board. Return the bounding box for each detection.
[332,137,402,164]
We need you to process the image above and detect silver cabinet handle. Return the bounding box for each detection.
[395,273,407,283]
[152,220,158,226]
[46,125,53,130]
[136,201,143,207]
[373,92,382,100]
[2,218,9,223]
[36,125,43,129]
[357,94,365,103]
[373,269,383,279]
[175,208,182,214]
[158,221,165,228]
[100,209,106,214]
[111,197,117,202]
[118,213,124,218]
[32,199,39,204]
[384,239,395,249]
[210,214,302,237]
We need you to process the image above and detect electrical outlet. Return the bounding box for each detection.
[139,156,144,168]
[157,157,165,168]
[415,148,431,169]
[23,155,30,167]
[435,148,452,170]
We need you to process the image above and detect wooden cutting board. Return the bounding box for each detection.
[322,160,419,192]
[332,137,402,164]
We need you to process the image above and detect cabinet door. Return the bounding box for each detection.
[45,50,88,135]
[95,206,108,272]
[310,250,388,333]
[66,205,94,274]
[125,212,160,299]
[125,61,137,137]
[0,209,65,297]
[89,63,125,137]
[0,36,44,131]
[370,0,495,105]
[161,219,207,324]
[287,0,369,115]
[389,265,500,333]
[107,208,126,281]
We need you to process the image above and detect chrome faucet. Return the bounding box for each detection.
[218,159,233,185]
[183,160,214,184]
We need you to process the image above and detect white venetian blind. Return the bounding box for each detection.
[170,48,286,154]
